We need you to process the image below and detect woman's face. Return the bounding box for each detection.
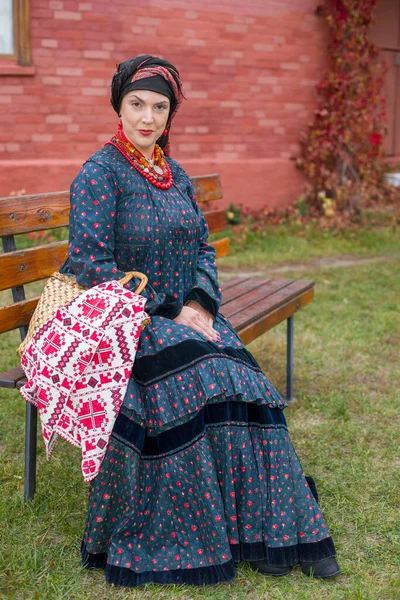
[119,89,170,158]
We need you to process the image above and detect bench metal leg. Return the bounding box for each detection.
[286,316,294,402]
[24,402,37,501]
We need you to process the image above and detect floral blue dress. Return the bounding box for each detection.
[60,144,336,587]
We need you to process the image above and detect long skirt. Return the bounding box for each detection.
[81,313,336,587]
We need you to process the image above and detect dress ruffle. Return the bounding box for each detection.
[81,399,335,586]
[131,354,287,433]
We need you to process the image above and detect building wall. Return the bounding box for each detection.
[0,0,329,208]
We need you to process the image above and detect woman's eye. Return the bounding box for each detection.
[155,105,167,111]
[131,102,141,108]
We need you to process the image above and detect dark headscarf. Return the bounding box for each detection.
[110,55,184,153]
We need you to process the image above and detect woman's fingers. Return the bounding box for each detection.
[193,314,220,342]
[174,306,221,342]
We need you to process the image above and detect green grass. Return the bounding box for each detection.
[212,218,400,268]
[1,223,399,599]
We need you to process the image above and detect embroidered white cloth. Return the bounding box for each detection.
[20,280,148,481]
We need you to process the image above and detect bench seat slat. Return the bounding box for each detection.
[220,276,253,292]
[237,287,315,345]
[222,279,293,319]
[226,280,314,331]
[0,242,68,291]
[0,366,26,388]
[0,278,314,390]
[222,278,288,308]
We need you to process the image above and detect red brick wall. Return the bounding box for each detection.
[0,0,328,209]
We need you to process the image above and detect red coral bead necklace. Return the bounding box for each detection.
[106,122,173,190]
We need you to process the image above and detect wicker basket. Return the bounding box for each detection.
[17,271,148,357]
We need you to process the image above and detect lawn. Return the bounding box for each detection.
[0,220,399,600]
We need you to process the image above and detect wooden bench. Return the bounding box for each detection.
[0,174,314,500]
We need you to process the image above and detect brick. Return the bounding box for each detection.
[81,88,108,96]
[83,50,111,60]
[280,63,300,70]
[6,143,21,152]
[136,17,161,26]
[90,78,107,86]
[258,76,278,85]
[45,114,72,124]
[185,11,198,18]
[186,90,208,100]
[300,79,318,87]
[32,134,53,142]
[285,103,305,111]
[54,11,82,20]
[56,67,83,76]
[221,101,241,108]
[213,58,236,66]
[225,24,248,33]
[78,2,92,9]
[49,1,63,8]
[187,39,205,46]
[259,119,280,127]
[254,43,274,52]
[41,39,58,48]
[179,143,200,153]
[67,124,80,133]
[1,86,24,94]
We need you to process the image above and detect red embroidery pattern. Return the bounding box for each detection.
[20,281,148,481]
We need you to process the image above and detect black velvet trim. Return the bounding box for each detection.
[81,537,335,584]
[151,295,183,319]
[105,558,235,587]
[133,340,261,385]
[305,476,319,503]
[81,541,107,570]
[230,536,336,566]
[184,287,218,319]
[112,400,287,458]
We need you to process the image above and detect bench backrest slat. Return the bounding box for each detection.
[191,174,223,203]
[0,175,223,237]
[0,296,38,334]
[0,191,70,236]
[0,241,68,292]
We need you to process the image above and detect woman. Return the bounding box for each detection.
[60,55,340,587]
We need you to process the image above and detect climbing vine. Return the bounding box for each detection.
[296,0,392,216]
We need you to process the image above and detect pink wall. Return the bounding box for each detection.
[0,0,329,209]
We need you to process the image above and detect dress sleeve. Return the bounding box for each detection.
[63,160,182,318]
[183,178,222,318]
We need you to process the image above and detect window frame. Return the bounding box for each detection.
[0,0,31,67]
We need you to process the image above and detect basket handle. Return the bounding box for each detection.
[119,271,148,294]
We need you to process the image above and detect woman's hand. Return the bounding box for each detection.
[174,303,220,342]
